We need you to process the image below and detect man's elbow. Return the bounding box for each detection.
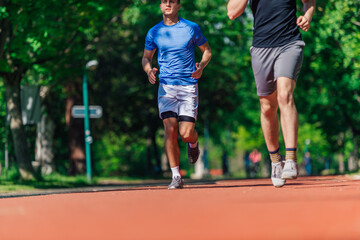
[227,10,237,20]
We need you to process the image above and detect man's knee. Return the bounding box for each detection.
[277,77,296,107]
[277,91,294,107]
[164,124,178,139]
[179,127,194,142]
[260,101,277,117]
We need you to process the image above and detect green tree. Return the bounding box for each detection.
[297,0,360,170]
[0,0,122,179]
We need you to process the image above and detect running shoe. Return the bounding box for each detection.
[168,176,184,189]
[281,159,298,179]
[187,143,200,164]
[271,161,286,188]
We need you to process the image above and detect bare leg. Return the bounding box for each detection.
[259,91,279,153]
[277,77,299,179]
[261,91,286,187]
[179,121,198,144]
[277,77,298,149]
[163,118,180,168]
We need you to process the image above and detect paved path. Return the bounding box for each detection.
[1,175,359,240]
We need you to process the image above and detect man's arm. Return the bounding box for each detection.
[227,0,249,20]
[142,49,158,84]
[192,42,212,79]
[297,0,316,32]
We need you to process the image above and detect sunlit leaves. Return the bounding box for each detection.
[0,6,8,18]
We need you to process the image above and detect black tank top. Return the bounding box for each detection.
[250,0,302,47]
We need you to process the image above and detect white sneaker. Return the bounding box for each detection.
[168,176,184,189]
[281,159,298,179]
[271,161,286,188]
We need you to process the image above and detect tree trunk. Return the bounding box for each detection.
[353,135,358,170]
[151,126,161,174]
[145,117,162,175]
[35,86,56,175]
[348,134,359,172]
[348,128,359,172]
[5,79,36,180]
[338,153,345,173]
[66,79,86,175]
[35,107,56,175]
[146,138,153,174]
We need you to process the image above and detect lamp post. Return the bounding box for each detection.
[83,60,98,183]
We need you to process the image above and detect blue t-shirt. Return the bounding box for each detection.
[250,0,302,47]
[145,17,207,85]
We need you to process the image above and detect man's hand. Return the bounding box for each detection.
[191,63,203,79]
[297,15,311,31]
[147,68,158,84]
[192,42,212,80]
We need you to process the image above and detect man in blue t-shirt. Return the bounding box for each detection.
[142,0,212,189]
[227,0,315,187]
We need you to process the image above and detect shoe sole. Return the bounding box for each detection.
[189,159,198,165]
[168,180,184,190]
[271,178,286,188]
[281,172,298,179]
[188,152,200,165]
[188,144,200,164]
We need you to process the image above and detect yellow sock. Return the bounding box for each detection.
[269,148,281,163]
[285,148,297,162]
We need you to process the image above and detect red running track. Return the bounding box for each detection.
[1,175,360,240]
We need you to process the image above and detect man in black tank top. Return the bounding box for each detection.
[227,0,315,187]
[250,0,302,47]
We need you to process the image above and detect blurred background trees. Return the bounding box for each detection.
[0,0,359,180]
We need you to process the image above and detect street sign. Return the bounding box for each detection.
[71,105,103,118]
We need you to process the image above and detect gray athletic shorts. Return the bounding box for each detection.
[158,83,198,121]
[250,40,305,96]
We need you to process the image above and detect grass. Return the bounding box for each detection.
[0,167,150,193]
[0,173,90,192]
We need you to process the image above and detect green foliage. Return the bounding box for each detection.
[233,126,265,152]
[298,0,360,150]
[0,0,127,178]
[93,133,148,176]
[0,0,359,180]
[297,122,330,164]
